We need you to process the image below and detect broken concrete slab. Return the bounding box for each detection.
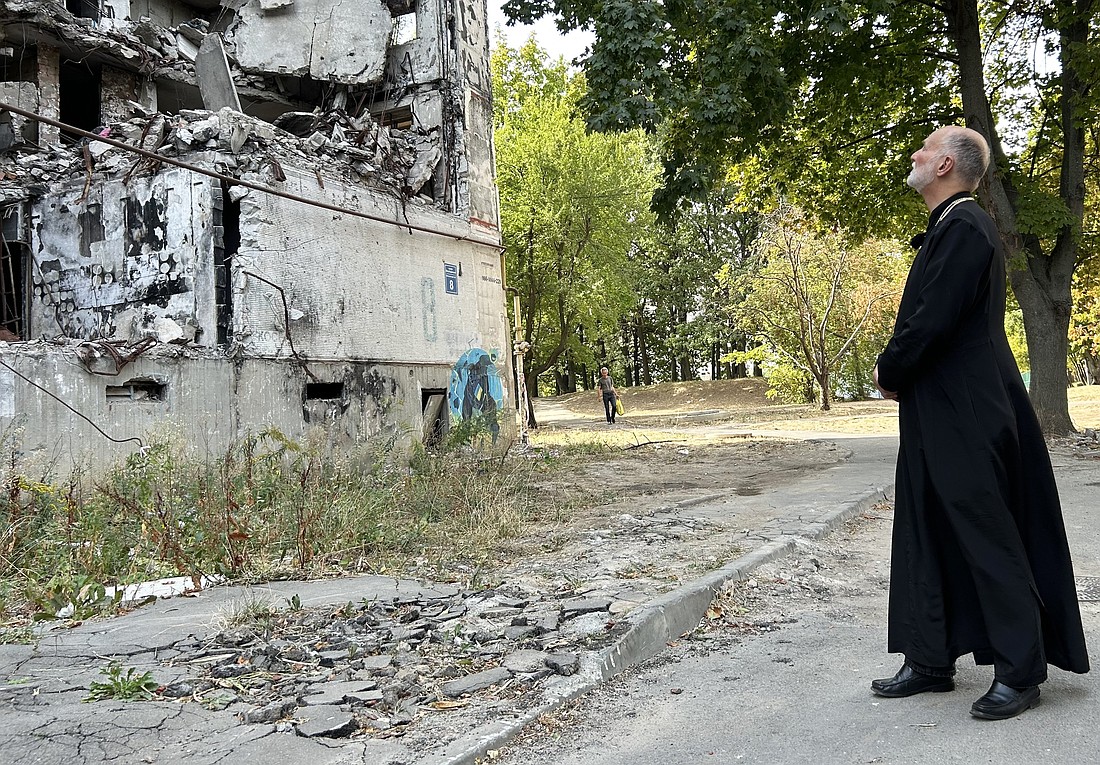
[302,680,382,706]
[561,597,613,617]
[440,666,512,698]
[545,652,580,676]
[195,34,243,112]
[228,0,392,85]
[502,649,549,674]
[294,705,358,738]
[241,698,296,723]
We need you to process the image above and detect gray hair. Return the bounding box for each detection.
[940,127,990,191]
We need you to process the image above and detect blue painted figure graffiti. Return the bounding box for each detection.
[448,348,504,442]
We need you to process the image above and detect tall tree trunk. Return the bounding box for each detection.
[623,328,635,386]
[640,316,652,385]
[948,0,1082,433]
[523,369,539,428]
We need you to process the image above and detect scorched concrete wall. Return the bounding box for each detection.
[232,165,506,364]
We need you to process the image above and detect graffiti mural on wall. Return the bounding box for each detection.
[448,348,504,441]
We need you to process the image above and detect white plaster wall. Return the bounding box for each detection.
[231,166,508,366]
[463,89,497,226]
[445,0,497,228]
[453,0,491,97]
[28,169,216,343]
[35,45,61,147]
[229,0,392,85]
[0,349,455,474]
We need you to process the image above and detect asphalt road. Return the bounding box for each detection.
[493,446,1100,765]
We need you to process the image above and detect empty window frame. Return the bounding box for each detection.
[305,381,344,400]
[213,181,239,345]
[374,104,413,131]
[66,0,100,21]
[0,238,26,340]
[387,0,418,45]
[0,205,27,340]
[59,59,102,139]
[106,378,167,402]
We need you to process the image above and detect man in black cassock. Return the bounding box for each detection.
[871,126,1089,720]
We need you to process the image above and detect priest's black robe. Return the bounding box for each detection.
[876,192,1089,686]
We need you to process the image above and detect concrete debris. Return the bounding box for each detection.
[0,0,503,476]
[0,1,456,205]
[1066,428,1100,459]
[0,105,442,203]
[502,649,551,675]
[294,705,358,738]
[560,597,613,618]
[163,585,601,738]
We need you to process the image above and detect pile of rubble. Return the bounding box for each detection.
[1068,428,1100,459]
[0,1,443,201]
[0,105,441,200]
[160,585,615,740]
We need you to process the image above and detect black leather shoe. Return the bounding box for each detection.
[970,681,1040,720]
[871,663,955,698]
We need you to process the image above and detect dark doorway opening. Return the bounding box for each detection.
[421,388,447,447]
[214,182,240,345]
[1,206,27,340]
[59,59,101,140]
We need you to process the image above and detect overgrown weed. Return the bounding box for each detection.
[1,421,555,635]
[84,662,159,702]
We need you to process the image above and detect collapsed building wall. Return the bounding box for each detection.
[0,0,509,471]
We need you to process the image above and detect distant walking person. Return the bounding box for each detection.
[871,125,1089,719]
[597,367,617,424]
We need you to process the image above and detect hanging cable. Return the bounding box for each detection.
[0,101,503,251]
[0,357,144,447]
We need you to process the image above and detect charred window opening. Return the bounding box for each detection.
[306,382,344,400]
[155,79,205,116]
[421,388,446,447]
[0,208,27,340]
[241,74,372,124]
[1,47,36,82]
[106,378,167,402]
[59,59,101,139]
[66,0,100,21]
[375,104,413,131]
[213,182,239,345]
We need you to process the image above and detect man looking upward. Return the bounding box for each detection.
[871,126,1089,719]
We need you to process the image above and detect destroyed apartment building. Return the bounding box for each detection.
[0,0,511,469]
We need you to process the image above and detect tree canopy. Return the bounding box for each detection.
[492,39,656,415]
[501,0,1100,432]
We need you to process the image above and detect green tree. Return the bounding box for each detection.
[502,0,1100,433]
[728,205,908,410]
[492,38,656,421]
[1070,265,1100,385]
[1068,114,1100,386]
[626,183,762,385]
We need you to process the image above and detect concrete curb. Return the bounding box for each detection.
[419,482,895,765]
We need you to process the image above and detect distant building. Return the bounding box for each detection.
[0,0,510,470]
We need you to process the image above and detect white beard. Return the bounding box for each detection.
[907,163,934,191]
